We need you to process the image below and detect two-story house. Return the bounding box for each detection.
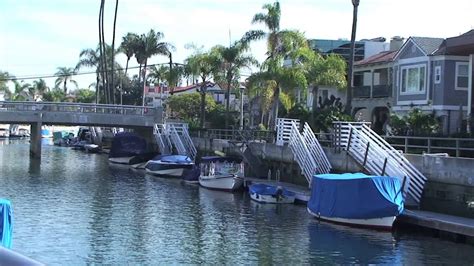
[353,31,474,135]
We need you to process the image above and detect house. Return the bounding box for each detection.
[144,82,238,108]
[352,31,474,135]
[306,37,390,110]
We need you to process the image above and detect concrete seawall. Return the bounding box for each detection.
[192,137,474,218]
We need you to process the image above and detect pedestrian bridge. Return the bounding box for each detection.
[0,101,163,158]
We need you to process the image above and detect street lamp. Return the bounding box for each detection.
[240,84,245,130]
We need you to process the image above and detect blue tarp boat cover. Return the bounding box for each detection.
[0,199,12,248]
[109,132,147,158]
[308,173,404,219]
[249,184,296,197]
[160,155,193,164]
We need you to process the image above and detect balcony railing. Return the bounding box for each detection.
[372,85,392,98]
[353,86,370,98]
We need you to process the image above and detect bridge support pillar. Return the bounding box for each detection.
[30,121,42,159]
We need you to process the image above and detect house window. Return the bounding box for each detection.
[434,66,441,84]
[400,64,426,94]
[455,62,469,90]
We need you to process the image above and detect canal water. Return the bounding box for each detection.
[0,140,473,265]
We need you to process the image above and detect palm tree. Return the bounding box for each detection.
[251,2,281,60]
[345,0,360,115]
[185,51,219,128]
[55,67,78,94]
[10,81,31,101]
[213,35,259,128]
[119,33,139,77]
[0,71,13,96]
[110,0,119,104]
[134,29,173,106]
[32,79,49,99]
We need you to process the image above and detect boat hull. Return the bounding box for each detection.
[250,191,295,204]
[108,156,135,165]
[199,176,243,191]
[307,208,395,230]
[146,167,184,177]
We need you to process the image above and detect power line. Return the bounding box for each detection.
[0,62,182,82]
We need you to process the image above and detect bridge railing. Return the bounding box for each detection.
[0,101,157,116]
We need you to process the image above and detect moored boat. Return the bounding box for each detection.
[198,156,244,191]
[307,173,404,230]
[145,155,195,178]
[249,183,296,204]
[108,132,155,165]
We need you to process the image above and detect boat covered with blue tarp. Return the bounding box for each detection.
[307,173,404,229]
[0,199,12,249]
[249,183,296,204]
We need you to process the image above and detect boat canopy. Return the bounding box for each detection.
[200,156,242,163]
[308,173,404,219]
[250,183,295,197]
[160,155,193,164]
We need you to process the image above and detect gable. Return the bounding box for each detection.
[397,39,426,59]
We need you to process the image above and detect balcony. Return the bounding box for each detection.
[353,86,370,98]
[372,85,392,98]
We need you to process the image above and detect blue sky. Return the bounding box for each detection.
[1,0,473,89]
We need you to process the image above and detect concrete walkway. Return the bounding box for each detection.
[399,209,474,237]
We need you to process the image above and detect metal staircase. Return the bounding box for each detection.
[339,123,427,204]
[154,122,197,159]
[288,121,332,185]
[154,124,172,155]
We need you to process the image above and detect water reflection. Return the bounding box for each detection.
[0,141,473,264]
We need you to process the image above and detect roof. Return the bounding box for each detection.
[411,37,444,55]
[354,50,397,66]
[433,30,474,56]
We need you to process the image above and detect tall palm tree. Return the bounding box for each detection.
[32,79,49,99]
[0,71,12,95]
[119,33,139,77]
[212,37,258,128]
[185,51,219,128]
[345,0,360,115]
[110,0,119,104]
[11,81,31,101]
[55,67,78,94]
[134,29,173,106]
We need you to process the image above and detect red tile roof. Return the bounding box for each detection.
[355,50,397,66]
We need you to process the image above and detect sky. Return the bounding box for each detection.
[1,0,473,90]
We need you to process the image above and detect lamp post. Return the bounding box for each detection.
[240,85,245,130]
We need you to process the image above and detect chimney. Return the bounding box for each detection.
[390,36,404,51]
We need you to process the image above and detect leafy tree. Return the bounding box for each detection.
[42,87,66,102]
[389,108,439,136]
[0,71,12,94]
[167,92,217,126]
[75,89,96,103]
[32,79,49,96]
[312,96,352,133]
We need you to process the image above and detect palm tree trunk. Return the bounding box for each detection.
[345,0,359,116]
[98,0,105,103]
[200,80,206,128]
[272,85,280,128]
[100,0,109,104]
[95,74,100,104]
[142,60,148,106]
[225,77,231,129]
[121,58,129,105]
[311,85,319,125]
[63,80,67,94]
[110,0,119,105]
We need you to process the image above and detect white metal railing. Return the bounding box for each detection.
[301,123,332,174]
[0,101,158,116]
[162,122,197,159]
[288,121,331,185]
[168,124,187,156]
[275,118,300,146]
[154,124,172,155]
[345,124,427,204]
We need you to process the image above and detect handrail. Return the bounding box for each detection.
[0,101,156,116]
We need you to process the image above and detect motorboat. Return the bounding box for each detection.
[198,156,244,191]
[108,132,155,165]
[145,155,196,178]
[249,183,296,204]
[307,173,405,230]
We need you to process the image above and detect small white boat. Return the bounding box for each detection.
[249,183,296,204]
[198,156,244,191]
